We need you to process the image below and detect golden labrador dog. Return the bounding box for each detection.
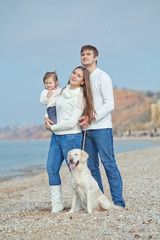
[67,149,113,214]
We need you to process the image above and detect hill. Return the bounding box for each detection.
[0,88,159,141]
[0,125,49,142]
[112,89,157,133]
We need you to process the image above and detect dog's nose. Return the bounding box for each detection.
[69,157,73,164]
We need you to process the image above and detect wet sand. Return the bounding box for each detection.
[0,141,160,240]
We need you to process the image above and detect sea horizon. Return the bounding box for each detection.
[0,138,159,182]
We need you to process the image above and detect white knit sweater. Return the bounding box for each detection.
[86,68,114,130]
[51,84,85,135]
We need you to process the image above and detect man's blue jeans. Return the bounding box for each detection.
[84,128,125,208]
[47,133,82,186]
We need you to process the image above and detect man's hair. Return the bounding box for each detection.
[80,45,98,57]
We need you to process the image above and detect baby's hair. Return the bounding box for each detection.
[43,70,58,84]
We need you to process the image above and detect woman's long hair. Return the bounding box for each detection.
[69,66,95,124]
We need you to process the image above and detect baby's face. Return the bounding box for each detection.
[44,77,57,90]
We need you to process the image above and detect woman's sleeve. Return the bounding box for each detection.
[51,94,85,132]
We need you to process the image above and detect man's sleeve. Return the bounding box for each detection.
[95,73,114,121]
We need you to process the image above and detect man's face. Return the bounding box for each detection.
[81,50,98,66]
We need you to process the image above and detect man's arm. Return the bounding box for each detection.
[95,73,114,121]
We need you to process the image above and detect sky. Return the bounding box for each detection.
[0,0,160,127]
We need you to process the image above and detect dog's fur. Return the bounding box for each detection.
[67,149,113,214]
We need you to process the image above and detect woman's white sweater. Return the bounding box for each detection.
[51,85,85,135]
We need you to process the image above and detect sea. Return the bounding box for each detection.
[0,139,159,182]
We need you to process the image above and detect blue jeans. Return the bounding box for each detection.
[84,128,125,208]
[47,133,82,186]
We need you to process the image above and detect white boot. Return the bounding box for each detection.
[50,185,64,213]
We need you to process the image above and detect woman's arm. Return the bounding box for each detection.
[45,95,85,132]
[51,108,84,131]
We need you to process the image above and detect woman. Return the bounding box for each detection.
[45,66,94,213]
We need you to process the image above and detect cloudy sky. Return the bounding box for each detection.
[0,0,159,127]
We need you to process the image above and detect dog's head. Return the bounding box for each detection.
[67,149,89,170]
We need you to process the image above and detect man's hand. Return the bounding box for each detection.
[78,116,89,128]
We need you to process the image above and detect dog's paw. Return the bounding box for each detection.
[67,209,75,214]
[87,210,92,214]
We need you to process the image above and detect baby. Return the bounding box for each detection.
[40,71,61,124]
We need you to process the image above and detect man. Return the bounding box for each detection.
[79,45,125,208]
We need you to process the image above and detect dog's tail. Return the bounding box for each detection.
[99,196,113,210]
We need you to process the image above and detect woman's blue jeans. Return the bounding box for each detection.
[84,128,125,208]
[47,133,82,186]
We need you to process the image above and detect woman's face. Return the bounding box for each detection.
[69,68,84,89]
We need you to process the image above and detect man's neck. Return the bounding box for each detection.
[85,64,97,74]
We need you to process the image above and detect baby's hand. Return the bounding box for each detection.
[46,90,52,99]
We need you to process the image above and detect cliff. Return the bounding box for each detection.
[0,89,159,141]
[112,89,156,133]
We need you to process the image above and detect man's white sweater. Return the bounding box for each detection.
[51,85,85,135]
[86,68,114,130]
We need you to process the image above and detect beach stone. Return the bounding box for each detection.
[0,145,160,240]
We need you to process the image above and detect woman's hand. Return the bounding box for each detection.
[45,117,53,125]
[45,117,52,130]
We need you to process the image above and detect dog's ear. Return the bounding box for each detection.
[67,150,71,162]
[80,150,89,163]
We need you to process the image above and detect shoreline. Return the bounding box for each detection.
[0,145,160,239]
[1,136,160,183]
[0,135,160,143]
[114,135,160,144]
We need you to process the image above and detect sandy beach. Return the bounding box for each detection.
[0,142,160,240]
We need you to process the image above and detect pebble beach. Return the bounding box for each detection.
[0,140,160,240]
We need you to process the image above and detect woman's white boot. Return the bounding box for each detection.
[50,185,64,213]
